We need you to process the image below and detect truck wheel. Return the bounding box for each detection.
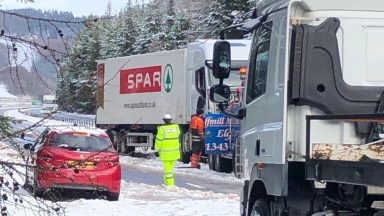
[118,130,127,154]
[106,192,120,201]
[214,155,232,173]
[214,154,222,172]
[126,146,135,156]
[208,154,215,171]
[250,199,270,216]
[180,151,191,164]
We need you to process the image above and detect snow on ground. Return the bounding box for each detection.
[120,152,243,184]
[0,84,18,98]
[62,182,239,216]
[0,109,241,216]
[0,142,63,216]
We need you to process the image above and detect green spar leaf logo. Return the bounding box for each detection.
[163,64,173,93]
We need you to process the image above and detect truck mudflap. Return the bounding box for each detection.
[240,180,249,216]
[305,114,384,187]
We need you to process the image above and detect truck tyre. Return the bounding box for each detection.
[214,155,232,173]
[180,151,191,164]
[118,130,129,154]
[250,199,270,216]
[126,146,135,156]
[106,129,118,151]
[106,192,120,201]
[208,154,215,171]
[214,154,222,172]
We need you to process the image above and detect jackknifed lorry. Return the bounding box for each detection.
[209,0,384,215]
[95,39,250,171]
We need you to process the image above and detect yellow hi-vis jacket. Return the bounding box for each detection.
[155,123,181,161]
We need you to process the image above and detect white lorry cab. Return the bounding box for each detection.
[95,39,250,165]
[210,0,384,215]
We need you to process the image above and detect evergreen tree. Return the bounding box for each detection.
[194,0,249,39]
[57,18,101,113]
[132,0,164,54]
[115,3,139,56]
[163,9,191,50]
[0,116,11,138]
[105,0,112,16]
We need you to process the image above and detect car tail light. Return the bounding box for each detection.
[107,155,119,167]
[107,161,120,167]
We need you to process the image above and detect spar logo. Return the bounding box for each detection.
[120,66,161,94]
[119,64,174,94]
[163,64,173,93]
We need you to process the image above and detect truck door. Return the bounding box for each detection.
[242,10,287,168]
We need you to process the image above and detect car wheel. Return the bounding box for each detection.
[107,192,120,201]
[250,199,270,216]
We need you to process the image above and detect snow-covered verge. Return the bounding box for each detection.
[0,85,17,98]
[0,142,63,216]
[62,182,239,216]
[0,109,240,216]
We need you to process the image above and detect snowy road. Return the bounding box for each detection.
[122,163,242,195]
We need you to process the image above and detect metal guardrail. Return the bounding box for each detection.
[0,98,31,107]
[19,108,96,128]
[53,116,95,128]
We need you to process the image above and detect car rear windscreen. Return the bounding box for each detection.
[50,133,114,152]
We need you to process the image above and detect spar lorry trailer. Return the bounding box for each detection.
[209,0,384,215]
[95,39,250,167]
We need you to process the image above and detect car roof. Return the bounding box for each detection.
[47,126,107,137]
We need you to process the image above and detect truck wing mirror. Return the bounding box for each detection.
[210,84,231,103]
[213,41,231,79]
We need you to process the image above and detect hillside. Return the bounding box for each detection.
[0,8,84,97]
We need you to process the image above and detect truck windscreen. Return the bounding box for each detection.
[209,69,243,87]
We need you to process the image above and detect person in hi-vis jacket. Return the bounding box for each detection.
[155,114,181,186]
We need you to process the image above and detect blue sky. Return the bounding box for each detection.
[0,0,133,16]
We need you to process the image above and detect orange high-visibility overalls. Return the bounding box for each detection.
[189,115,204,168]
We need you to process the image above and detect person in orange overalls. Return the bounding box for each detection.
[189,109,205,169]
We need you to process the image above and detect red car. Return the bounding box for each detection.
[24,127,121,201]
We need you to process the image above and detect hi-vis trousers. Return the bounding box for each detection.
[162,160,175,186]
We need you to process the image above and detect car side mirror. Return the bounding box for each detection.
[23,143,33,150]
[210,84,231,103]
[213,41,231,79]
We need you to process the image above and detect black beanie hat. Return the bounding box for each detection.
[196,109,204,115]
